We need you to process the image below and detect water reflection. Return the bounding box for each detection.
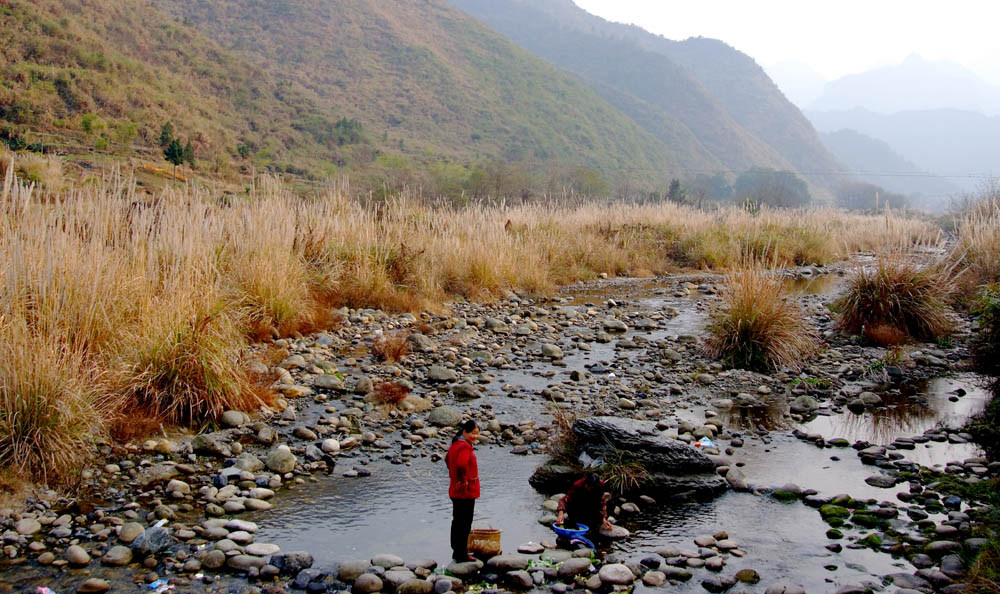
[720,398,789,432]
[782,274,842,296]
[802,375,988,445]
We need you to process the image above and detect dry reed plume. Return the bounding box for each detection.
[0,158,944,482]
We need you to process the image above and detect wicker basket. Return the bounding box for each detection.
[467,528,502,556]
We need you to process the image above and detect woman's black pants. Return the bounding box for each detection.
[450,498,476,560]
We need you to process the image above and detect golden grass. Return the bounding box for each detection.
[704,266,818,371]
[950,190,1000,299]
[835,253,955,343]
[0,165,944,483]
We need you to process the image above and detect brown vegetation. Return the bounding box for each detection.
[704,266,818,371]
[835,254,955,343]
[0,159,945,483]
[371,330,412,363]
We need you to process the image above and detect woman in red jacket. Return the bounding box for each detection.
[445,420,480,561]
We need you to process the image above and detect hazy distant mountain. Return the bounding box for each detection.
[811,55,1000,116]
[448,0,848,197]
[817,129,961,208]
[809,108,1000,193]
[766,61,827,109]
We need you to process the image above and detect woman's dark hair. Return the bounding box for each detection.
[452,419,478,443]
[585,473,603,487]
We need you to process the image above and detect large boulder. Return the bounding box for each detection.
[572,417,717,474]
[530,417,727,497]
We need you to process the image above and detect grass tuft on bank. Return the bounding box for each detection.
[834,254,955,344]
[704,267,818,371]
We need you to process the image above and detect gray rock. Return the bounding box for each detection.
[314,374,347,390]
[338,560,372,581]
[764,581,807,594]
[398,580,433,594]
[293,426,318,441]
[446,560,483,577]
[428,366,458,382]
[451,383,480,399]
[372,553,405,568]
[884,573,932,591]
[65,544,91,565]
[408,333,436,353]
[506,570,534,589]
[384,569,418,588]
[15,518,41,536]
[643,571,667,586]
[136,463,181,488]
[541,344,564,359]
[789,395,819,414]
[487,554,530,571]
[101,545,132,566]
[246,542,281,556]
[201,549,227,570]
[558,557,593,578]
[661,567,693,581]
[563,416,726,496]
[221,410,247,428]
[227,554,267,572]
[598,563,635,585]
[865,474,898,488]
[77,578,110,593]
[234,452,265,473]
[266,446,297,473]
[192,433,230,457]
[130,526,172,556]
[354,574,384,594]
[428,406,463,427]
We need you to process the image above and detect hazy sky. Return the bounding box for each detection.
[572,0,1000,84]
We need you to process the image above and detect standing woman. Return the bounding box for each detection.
[445,420,480,561]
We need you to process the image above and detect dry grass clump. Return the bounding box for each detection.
[863,323,908,347]
[949,189,1000,300]
[371,331,411,362]
[111,305,266,425]
[834,254,955,343]
[0,319,102,484]
[370,381,410,406]
[704,266,818,371]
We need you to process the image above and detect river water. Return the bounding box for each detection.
[249,275,988,591]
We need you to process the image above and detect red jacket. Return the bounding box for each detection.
[446,439,480,499]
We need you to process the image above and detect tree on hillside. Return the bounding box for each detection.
[183,141,195,168]
[667,179,687,204]
[159,122,175,148]
[732,167,810,208]
[164,138,184,178]
[836,181,909,211]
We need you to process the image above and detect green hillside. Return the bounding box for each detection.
[0,0,359,177]
[449,0,847,197]
[2,0,699,192]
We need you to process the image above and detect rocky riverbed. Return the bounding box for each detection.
[1,262,996,593]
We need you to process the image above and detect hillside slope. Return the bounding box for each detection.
[818,129,960,207]
[809,108,1000,194]
[450,0,848,196]
[2,0,690,188]
[150,0,689,184]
